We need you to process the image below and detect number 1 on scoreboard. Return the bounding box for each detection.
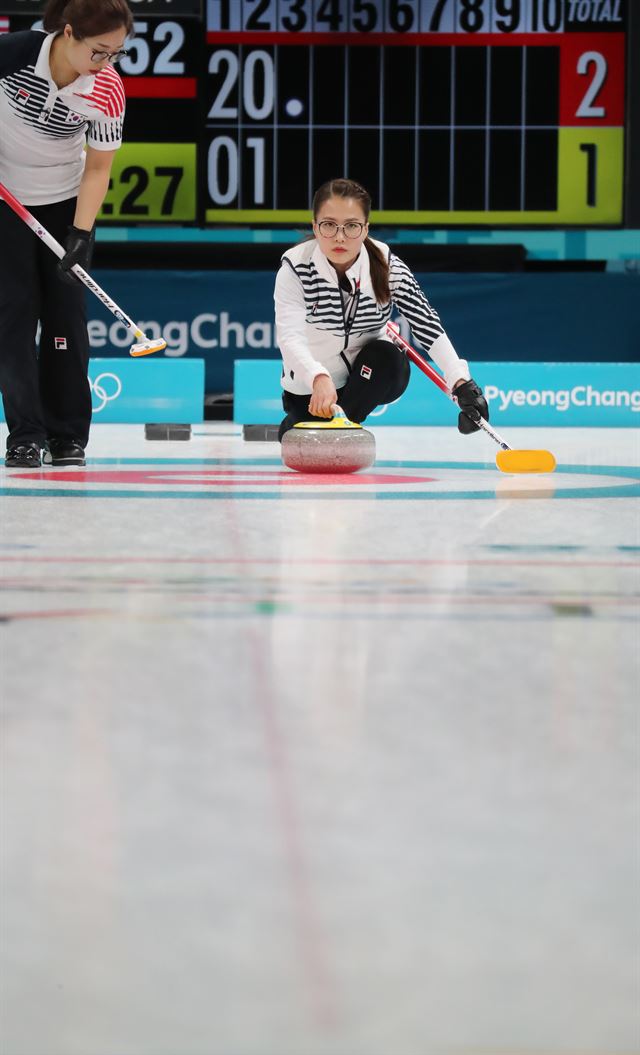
[557,128,623,222]
[579,143,597,207]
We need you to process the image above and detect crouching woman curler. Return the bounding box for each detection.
[274,177,489,441]
[0,0,133,467]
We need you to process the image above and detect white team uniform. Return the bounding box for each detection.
[0,29,125,205]
[275,237,470,395]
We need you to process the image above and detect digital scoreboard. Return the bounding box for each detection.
[203,0,626,224]
[0,0,629,225]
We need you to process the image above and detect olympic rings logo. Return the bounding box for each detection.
[90,372,122,412]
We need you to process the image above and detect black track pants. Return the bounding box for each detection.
[279,338,410,439]
[0,198,92,449]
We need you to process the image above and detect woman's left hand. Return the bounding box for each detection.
[58,226,93,285]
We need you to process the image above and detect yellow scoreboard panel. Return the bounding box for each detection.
[99,143,197,223]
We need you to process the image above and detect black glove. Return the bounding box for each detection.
[454,378,489,434]
[57,225,93,285]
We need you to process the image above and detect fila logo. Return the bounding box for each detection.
[54,337,68,350]
[15,87,30,104]
[360,365,372,380]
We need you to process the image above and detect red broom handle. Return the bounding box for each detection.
[386,322,451,395]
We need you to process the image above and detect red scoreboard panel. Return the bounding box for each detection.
[0,0,628,225]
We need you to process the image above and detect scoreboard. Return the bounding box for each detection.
[203,0,627,225]
[0,0,629,226]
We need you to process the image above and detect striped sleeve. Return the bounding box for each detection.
[87,114,123,148]
[388,254,445,352]
[389,253,470,390]
[82,66,125,150]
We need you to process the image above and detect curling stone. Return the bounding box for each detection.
[282,406,376,474]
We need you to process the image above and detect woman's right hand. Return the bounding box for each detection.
[308,374,338,418]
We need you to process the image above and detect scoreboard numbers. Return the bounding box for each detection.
[207,49,274,120]
[206,0,624,35]
[102,17,201,222]
[98,144,197,222]
[119,21,187,76]
[576,51,607,117]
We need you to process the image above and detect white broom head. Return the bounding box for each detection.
[129,338,167,357]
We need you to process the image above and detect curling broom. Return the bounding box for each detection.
[386,322,556,474]
[0,180,165,358]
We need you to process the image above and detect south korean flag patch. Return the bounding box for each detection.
[54,337,68,350]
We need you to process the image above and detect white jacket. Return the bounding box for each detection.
[0,31,125,206]
[274,237,469,395]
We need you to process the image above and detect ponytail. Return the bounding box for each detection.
[364,238,390,305]
[43,0,133,37]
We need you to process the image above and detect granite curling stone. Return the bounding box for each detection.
[282,408,376,474]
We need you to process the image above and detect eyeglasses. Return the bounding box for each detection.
[82,40,129,63]
[316,220,367,239]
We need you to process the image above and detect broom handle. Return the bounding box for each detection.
[385,322,512,452]
[0,180,137,331]
[0,179,163,354]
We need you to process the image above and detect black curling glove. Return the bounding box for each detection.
[57,225,94,285]
[454,378,489,434]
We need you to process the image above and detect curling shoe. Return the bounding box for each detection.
[5,443,42,468]
[43,439,85,467]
